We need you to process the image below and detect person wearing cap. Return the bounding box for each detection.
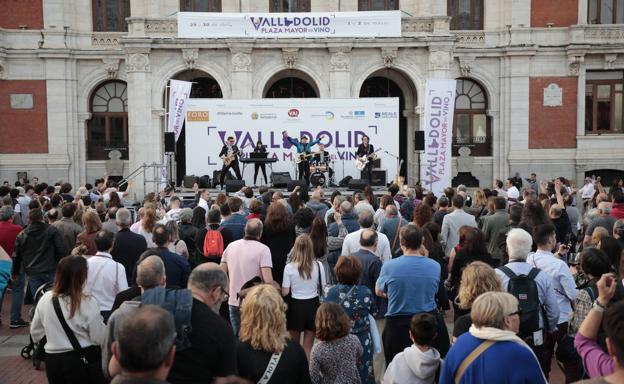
[283,131,325,185]
[218,136,242,188]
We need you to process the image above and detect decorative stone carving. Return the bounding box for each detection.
[458,56,476,77]
[282,48,299,69]
[127,53,150,72]
[102,58,120,79]
[454,32,486,47]
[330,51,350,71]
[231,51,252,72]
[381,48,398,68]
[456,147,473,173]
[145,19,177,37]
[605,54,618,70]
[401,17,434,34]
[91,33,123,47]
[584,26,624,41]
[182,48,199,70]
[429,50,451,71]
[105,150,124,177]
[568,55,583,76]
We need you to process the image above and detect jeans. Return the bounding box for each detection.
[10,271,25,322]
[229,305,241,336]
[28,271,55,297]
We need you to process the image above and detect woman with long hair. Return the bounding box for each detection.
[282,234,327,359]
[190,206,207,229]
[520,199,551,237]
[289,192,303,214]
[309,217,332,283]
[135,207,157,247]
[471,189,489,220]
[76,210,102,255]
[363,185,378,211]
[107,191,122,208]
[237,285,310,383]
[212,192,227,211]
[261,203,296,285]
[30,256,106,384]
[413,202,433,228]
[165,220,189,258]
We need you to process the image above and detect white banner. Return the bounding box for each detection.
[420,79,456,196]
[178,11,401,38]
[184,98,400,186]
[167,80,193,142]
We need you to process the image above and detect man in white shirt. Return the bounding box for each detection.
[342,210,392,261]
[162,196,182,223]
[197,189,211,212]
[493,179,507,199]
[440,195,478,256]
[526,223,577,380]
[85,230,128,322]
[579,177,596,210]
[505,178,520,201]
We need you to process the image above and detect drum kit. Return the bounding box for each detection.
[309,161,333,187]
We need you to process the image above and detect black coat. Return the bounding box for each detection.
[13,221,67,276]
[111,228,148,285]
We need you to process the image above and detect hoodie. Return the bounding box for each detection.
[383,345,441,384]
[306,199,329,219]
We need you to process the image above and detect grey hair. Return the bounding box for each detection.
[188,264,228,294]
[137,256,165,289]
[506,228,533,262]
[245,218,263,238]
[0,205,14,221]
[385,204,398,216]
[614,219,624,238]
[115,305,176,372]
[598,202,612,215]
[457,184,467,193]
[116,208,133,227]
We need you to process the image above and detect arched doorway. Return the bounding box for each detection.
[359,74,413,179]
[166,70,223,185]
[263,70,319,98]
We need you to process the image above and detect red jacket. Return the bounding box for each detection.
[612,203,624,220]
[0,220,23,257]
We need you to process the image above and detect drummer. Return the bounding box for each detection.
[312,143,333,179]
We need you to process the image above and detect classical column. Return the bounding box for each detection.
[487,109,500,186]
[229,47,253,99]
[329,47,351,98]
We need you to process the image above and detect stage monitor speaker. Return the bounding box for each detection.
[348,179,369,191]
[361,170,387,187]
[338,176,352,187]
[183,175,199,189]
[213,170,235,187]
[225,179,245,193]
[199,175,211,189]
[288,180,308,192]
[164,132,175,153]
[414,131,425,151]
[371,158,381,168]
[271,172,292,188]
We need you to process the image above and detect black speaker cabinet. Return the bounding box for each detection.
[414,131,425,151]
[183,175,198,189]
[225,179,245,193]
[164,132,176,153]
[360,170,386,187]
[348,179,369,191]
[199,175,211,189]
[271,172,292,188]
[288,179,308,192]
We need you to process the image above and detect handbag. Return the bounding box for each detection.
[51,296,105,382]
[369,313,382,355]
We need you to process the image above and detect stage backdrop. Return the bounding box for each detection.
[184,98,400,186]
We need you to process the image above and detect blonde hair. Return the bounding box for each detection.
[456,261,503,310]
[471,292,518,329]
[291,234,315,279]
[592,226,609,247]
[473,190,487,207]
[81,210,102,233]
[239,285,288,353]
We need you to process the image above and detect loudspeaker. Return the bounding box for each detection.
[361,170,387,187]
[348,179,369,191]
[414,131,425,151]
[338,176,352,187]
[199,175,211,189]
[213,170,235,187]
[288,180,308,192]
[183,175,198,189]
[225,179,245,193]
[271,172,292,188]
[372,158,381,168]
[164,132,175,153]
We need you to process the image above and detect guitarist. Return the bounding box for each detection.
[218,136,242,187]
[356,135,375,185]
[283,131,324,185]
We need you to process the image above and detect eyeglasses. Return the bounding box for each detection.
[220,286,229,300]
[507,308,522,317]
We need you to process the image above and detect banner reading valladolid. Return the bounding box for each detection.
[184,98,399,186]
[167,79,193,142]
[178,11,401,38]
[420,79,456,196]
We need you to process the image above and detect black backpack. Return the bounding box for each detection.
[498,266,542,340]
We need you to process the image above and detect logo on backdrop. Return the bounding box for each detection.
[187,111,209,122]
[288,109,300,118]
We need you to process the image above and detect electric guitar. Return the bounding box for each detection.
[223,149,240,166]
[355,148,383,171]
[295,151,321,164]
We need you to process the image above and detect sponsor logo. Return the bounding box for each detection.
[216,111,243,116]
[288,108,300,118]
[187,111,209,121]
[249,16,331,31]
[354,110,365,117]
[251,112,259,120]
[375,112,381,118]
[259,113,277,119]
[325,111,334,120]
[374,111,398,119]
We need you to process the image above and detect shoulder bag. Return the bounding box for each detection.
[257,350,283,384]
[454,340,495,384]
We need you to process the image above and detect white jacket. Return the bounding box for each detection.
[383,345,441,384]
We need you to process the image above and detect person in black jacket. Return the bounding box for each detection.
[253,140,268,185]
[355,135,375,185]
[110,208,147,285]
[218,136,242,187]
[12,208,68,296]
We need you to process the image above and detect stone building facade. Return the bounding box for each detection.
[1,0,624,199]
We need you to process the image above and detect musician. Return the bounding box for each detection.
[218,136,242,187]
[313,143,334,180]
[253,140,268,185]
[356,135,375,185]
[283,131,324,184]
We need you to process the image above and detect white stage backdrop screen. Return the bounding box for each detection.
[185,98,399,185]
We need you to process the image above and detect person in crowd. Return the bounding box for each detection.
[110,208,148,285]
[433,196,450,227]
[613,219,624,251]
[495,228,559,371]
[611,189,624,220]
[342,210,392,261]
[469,190,489,220]
[293,206,315,236]
[30,255,106,384]
[178,208,199,264]
[221,197,247,241]
[221,219,274,335]
[190,206,207,229]
[246,199,263,220]
[599,236,622,276]
[0,206,29,328]
[84,230,128,321]
[310,302,362,384]
[52,203,82,251]
[350,229,383,297]
[379,204,409,258]
[364,186,379,212]
[354,191,376,218]
[168,263,238,383]
[282,234,327,359]
[289,191,305,215]
[196,208,234,264]
[324,255,377,383]
[162,196,182,223]
[326,211,351,279]
[584,202,617,247]
[505,178,520,201]
[592,227,610,248]
[376,225,448,364]
[328,201,359,236]
[439,292,547,384]
[519,199,551,239]
[550,203,573,247]
[573,273,624,382]
[325,194,345,226]
[76,210,101,256]
[13,208,67,296]
[481,196,509,263]
[46,208,59,224]
[261,203,296,285]
[412,202,433,229]
[440,195,478,257]
[383,313,442,384]
[373,195,394,230]
[108,305,177,384]
[309,217,332,284]
[138,224,190,289]
[306,189,329,219]
[101,206,118,235]
[134,207,158,248]
[237,284,311,384]
[399,188,418,222]
[165,220,189,259]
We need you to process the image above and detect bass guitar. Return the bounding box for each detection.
[223,150,240,166]
[355,148,383,171]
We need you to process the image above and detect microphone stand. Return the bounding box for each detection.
[384,150,401,180]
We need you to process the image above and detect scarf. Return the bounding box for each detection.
[469,325,547,382]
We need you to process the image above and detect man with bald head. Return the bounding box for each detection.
[350,229,383,295]
[342,210,392,261]
[221,218,274,335]
[328,200,359,236]
[379,204,408,257]
[584,201,616,247]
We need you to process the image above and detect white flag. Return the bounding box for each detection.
[167,79,193,142]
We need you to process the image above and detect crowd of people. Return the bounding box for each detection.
[0,173,623,384]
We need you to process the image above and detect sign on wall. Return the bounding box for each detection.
[178,11,402,38]
[420,79,457,196]
[184,98,399,185]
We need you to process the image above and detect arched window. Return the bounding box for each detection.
[448,0,484,30]
[453,79,490,156]
[270,0,310,12]
[265,77,317,98]
[180,0,222,12]
[358,0,399,11]
[87,81,128,160]
[92,0,130,32]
